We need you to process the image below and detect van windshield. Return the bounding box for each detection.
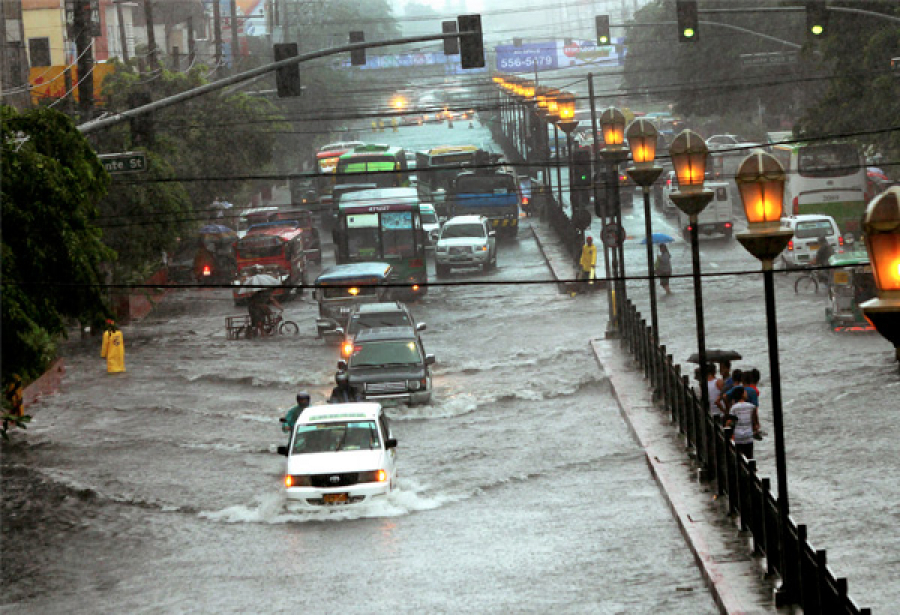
[292,421,380,454]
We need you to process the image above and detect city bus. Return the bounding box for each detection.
[415,145,480,217]
[335,144,410,190]
[771,141,867,238]
[333,187,428,300]
[313,141,364,205]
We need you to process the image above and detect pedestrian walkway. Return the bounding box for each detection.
[531,218,783,614]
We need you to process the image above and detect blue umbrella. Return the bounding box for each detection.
[640,232,674,245]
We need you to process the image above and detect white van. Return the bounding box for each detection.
[779,214,842,269]
[676,181,735,240]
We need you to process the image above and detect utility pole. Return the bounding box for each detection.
[230,0,239,71]
[73,0,95,120]
[213,0,222,72]
[187,16,195,66]
[143,0,158,68]
[115,0,129,61]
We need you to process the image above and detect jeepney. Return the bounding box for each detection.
[313,262,393,343]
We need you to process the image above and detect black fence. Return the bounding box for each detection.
[617,295,870,614]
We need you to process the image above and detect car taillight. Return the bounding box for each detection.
[725,222,732,229]
[522,197,529,205]
[792,196,799,215]
[666,179,671,188]
[411,284,420,292]
[838,235,844,246]
[202,265,212,277]
[787,240,794,251]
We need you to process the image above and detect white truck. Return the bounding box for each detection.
[677,181,735,240]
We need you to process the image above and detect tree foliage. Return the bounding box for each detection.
[1,106,113,385]
[795,1,900,173]
[93,65,289,277]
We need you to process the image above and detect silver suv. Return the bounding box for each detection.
[434,215,497,276]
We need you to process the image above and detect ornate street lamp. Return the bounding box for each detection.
[599,107,630,327]
[861,186,900,365]
[668,129,714,460]
[555,91,578,135]
[734,150,796,605]
[626,119,663,347]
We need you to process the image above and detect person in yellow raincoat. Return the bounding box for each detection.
[101,319,125,373]
[578,236,597,282]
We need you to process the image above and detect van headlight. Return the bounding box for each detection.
[358,469,388,483]
[285,475,312,488]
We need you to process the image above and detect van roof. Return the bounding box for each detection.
[299,402,382,424]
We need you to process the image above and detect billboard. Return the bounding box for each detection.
[495,39,625,73]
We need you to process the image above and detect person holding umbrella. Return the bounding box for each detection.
[244,267,283,337]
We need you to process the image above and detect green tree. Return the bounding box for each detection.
[1,106,113,385]
[93,65,289,278]
[795,1,900,174]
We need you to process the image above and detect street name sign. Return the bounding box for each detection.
[99,152,147,174]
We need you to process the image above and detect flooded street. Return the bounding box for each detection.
[2,186,716,613]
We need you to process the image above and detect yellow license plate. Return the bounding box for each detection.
[807,242,818,250]
[324,493,348,503]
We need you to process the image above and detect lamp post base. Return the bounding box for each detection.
[736,229,794,263]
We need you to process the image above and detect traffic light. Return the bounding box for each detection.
[273,43,301,97]
[596,15,610,46]
[349,31,365,66]
[806,2,828,38]
[458,14,485,69]
[571,147,593,208]
[442,21,459,55]
[676,0,698,42]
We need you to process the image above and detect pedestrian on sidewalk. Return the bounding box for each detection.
[578,235,597,283]
[655,244,672,294]
[726,386,760,460]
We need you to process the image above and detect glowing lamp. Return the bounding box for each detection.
[348,287,360,296]
[669,130,709,193]
[599,107,626,149]
[864,187,900,296]
[625,118,659,167]
[735,150,786,229]
[556,91,576,121]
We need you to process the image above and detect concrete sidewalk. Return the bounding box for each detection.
[530,219,783,614]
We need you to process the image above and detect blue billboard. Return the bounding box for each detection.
[495,42,559,73]
[495,39,626,73]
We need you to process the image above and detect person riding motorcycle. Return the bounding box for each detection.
[280,392,311,438]
[328,372,362,404]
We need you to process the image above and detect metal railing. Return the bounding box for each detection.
[616,294,870,614]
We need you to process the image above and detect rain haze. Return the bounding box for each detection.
[2,0,898,613]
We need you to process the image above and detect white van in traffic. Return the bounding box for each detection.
[676,181,735,240]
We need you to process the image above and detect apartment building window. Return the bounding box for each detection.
[28,37,51,66]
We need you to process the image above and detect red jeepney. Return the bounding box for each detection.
[232,222,308,305]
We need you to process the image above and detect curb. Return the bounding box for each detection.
[23,358,66,410]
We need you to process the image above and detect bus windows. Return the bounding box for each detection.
[346,213,380,259]
[798,144,859,179]
[382,212,415,257]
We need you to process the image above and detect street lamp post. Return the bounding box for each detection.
[599,107,629,324]
[734,150,796,605]
[588,74,615,334]
[668,130,714,462]
[860,186,900,367]
[626,118,663,347]
[545,91,563,213]
[555,91,581,252]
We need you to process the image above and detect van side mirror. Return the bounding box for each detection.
[337,360,348,370]
[425,354,435,365]
[416,323,426,332]
[488,231,496,238]
[386,438,398,449]
[277,446,288,456]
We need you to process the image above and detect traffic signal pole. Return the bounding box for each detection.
[77,29,478,135]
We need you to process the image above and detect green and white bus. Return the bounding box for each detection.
[771,141,867,239]
[335,187,428,300]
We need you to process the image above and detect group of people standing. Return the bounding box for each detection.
[703,361,763,460]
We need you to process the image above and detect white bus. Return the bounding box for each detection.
[771,141,866,239]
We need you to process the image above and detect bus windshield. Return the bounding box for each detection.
[345,211,416,259]
[455,174,517,194]
[336,158,401,187]
[798,144,859,179]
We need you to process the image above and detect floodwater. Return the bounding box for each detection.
[612,179,900,612]
[2,123,717,613]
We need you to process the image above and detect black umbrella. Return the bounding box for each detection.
[687,349,742,364]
